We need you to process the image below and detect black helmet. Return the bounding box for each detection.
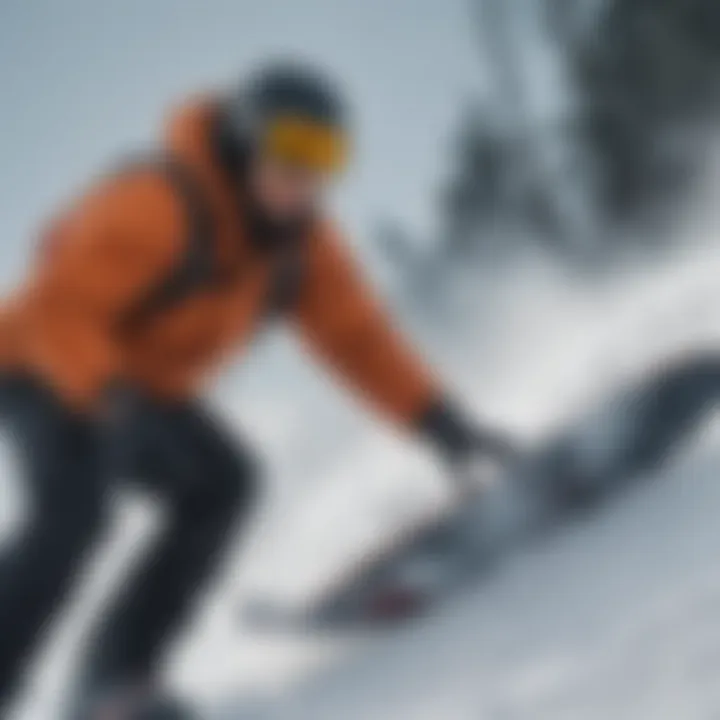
[225,60,350,175]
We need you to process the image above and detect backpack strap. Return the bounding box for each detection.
[116,152,307,334]
[119,153,217,333]
[263,230,308,319]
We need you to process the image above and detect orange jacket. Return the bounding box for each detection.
[0,100,439,426]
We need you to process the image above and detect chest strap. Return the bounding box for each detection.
[118,153,306,333]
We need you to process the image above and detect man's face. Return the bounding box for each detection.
[248,154,328,224]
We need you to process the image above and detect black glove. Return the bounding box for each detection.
[417,398,516,496]
[418,399,514,461]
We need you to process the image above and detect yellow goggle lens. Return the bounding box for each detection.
[263,117,349,174]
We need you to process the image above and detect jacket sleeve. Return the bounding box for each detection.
[24,171,184,411]
[292,222,441,427]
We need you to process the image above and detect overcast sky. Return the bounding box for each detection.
[0,0,487,283]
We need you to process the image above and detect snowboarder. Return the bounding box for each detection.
[0,62,510,718]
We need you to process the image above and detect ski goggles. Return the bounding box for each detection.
[262,116,349,175]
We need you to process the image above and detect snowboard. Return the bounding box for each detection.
[243,354,720,630]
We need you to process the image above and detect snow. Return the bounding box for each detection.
[214,436,720,719]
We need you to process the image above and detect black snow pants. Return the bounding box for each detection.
[0,374,257,711]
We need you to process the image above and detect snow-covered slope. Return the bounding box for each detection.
[215,434,720,720]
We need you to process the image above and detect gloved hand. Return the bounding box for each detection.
[417,398,517,498]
